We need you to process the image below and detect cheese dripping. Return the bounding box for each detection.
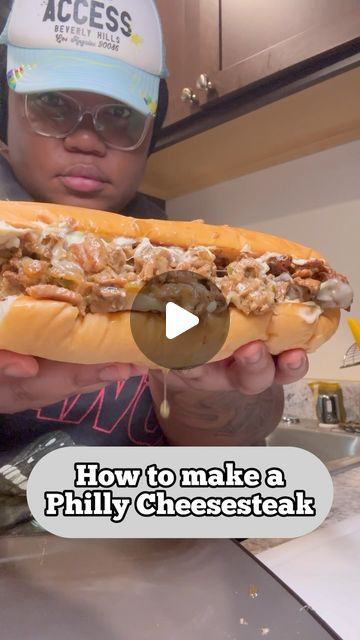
[160,369,170,419]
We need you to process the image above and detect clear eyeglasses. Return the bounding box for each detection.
[24,91,154,151]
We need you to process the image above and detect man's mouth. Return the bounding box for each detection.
[59,164,109,193]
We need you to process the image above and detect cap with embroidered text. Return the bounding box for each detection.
[0,0,168,116]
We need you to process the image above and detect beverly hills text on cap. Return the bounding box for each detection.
[42,0,132,36]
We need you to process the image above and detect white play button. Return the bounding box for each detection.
[165,302,199,340]
[130,270,230,369]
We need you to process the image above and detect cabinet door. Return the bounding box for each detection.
[0,1,11,30]
[201,0,360,101]
[156,0,219,126]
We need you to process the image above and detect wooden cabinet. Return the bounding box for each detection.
[155,0,219,127]
[157,0,360,131]
[0,1,11,28]
[141,65,360,199]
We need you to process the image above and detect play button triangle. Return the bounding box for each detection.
[165,302,199,340]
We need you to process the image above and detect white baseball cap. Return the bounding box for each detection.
[0,0,168,116]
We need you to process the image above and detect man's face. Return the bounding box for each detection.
[3,90,153,212]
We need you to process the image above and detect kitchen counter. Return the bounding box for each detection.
[240,463,360,639]
[0,536,342,640]
[242,463,360,555]
[1,440,353,638]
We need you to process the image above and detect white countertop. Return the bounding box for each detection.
[257,514,360,640]
[248,465,360,640]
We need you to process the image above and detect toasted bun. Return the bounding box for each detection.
[0,200,324,260]
[0,201,340,366]
[0,297,340,366]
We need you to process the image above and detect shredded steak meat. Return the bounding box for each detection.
[2,257,48,293]
[293,277,321,297]
[22,230,59,260]
[25,284,86,314]
[0,224,352,315]
[106,245,128,271]
[217,258,276,314]
[292,259,332,282]
[177,247,217,279]
[274,280,290,303]
[88,285,127,314]
[68,236,108,274]
[88,267,129,287]
[267,255,293,276]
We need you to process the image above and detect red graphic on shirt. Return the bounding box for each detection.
[33,376,163,445]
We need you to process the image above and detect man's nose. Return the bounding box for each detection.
[63,113,107,155]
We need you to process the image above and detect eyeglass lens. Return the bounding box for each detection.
[26,92,148,149]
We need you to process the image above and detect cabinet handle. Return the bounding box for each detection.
[196,73,213,91]
[180,87,198,104]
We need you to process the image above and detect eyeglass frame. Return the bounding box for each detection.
[23,91,155,152]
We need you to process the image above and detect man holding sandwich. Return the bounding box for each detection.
[0,0,309,531]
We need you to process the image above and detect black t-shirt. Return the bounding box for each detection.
[0,156,167,476]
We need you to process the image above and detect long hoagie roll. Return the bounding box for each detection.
[0,201,352,365]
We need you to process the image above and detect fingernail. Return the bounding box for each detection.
[99,366,124,382]
[3,365,28,377]
[176,368,192,376]
[287,357,306,370]
[244,347,263,365]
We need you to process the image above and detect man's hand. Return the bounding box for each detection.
[149,342,308,446]
[159,341,308,394]
[0,350,147,414]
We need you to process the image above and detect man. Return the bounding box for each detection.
[0,0,307,531]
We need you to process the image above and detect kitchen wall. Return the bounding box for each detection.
[167,140,360,381]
